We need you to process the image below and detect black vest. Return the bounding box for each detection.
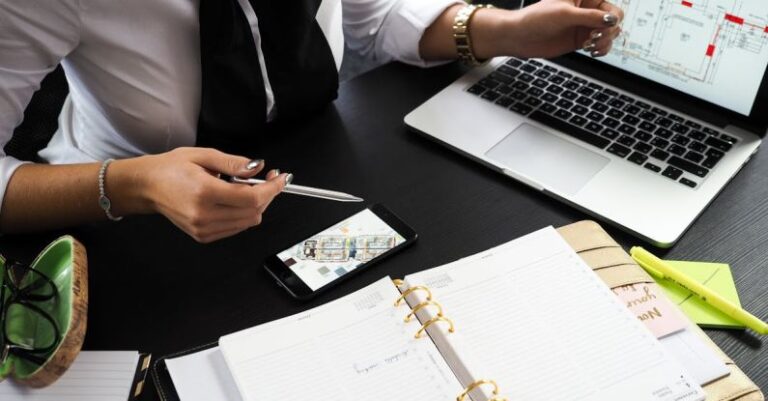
[197,0,339,153]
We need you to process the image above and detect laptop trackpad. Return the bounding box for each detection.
[485,123,610,195]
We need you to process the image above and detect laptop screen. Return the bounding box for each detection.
[594,0,768,116]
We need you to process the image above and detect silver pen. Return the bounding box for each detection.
[230,176,364,202]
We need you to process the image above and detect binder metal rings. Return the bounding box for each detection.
[404,300,444,322]
[415,315,455,339]
[456,379,508,401]
[394,286,433,307]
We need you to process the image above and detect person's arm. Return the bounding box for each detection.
[341,0,466,68]
[342,0,622,69]
[0,1,288,243]
[0,0,82,229]
[419,0,624,61]
[1,151,289,243]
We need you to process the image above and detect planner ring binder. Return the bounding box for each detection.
[456,379,508,401]
[393,280,457,339]
[394,285,433,307]
[404,300,444,322]
[415,316,455,339]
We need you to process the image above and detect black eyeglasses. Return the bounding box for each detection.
[0,260,61,366]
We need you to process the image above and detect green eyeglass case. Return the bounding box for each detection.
[0,236,88,387]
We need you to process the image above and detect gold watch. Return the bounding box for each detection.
[453,4,495,66]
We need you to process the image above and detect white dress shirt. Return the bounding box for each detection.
[0,0,460,211]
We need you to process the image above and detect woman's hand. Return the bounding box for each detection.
[111,147,289,243]
[474,0,625,59]
[420,0,625,61]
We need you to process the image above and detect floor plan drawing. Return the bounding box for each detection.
[599,0,768,114]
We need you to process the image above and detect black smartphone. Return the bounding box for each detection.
[264,204,417,300]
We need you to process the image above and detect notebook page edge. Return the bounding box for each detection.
[165,347,242,401]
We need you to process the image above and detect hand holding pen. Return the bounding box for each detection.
[139,150,362,243]
[117,150,291,244]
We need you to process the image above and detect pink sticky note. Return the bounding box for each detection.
[613,283,687,338]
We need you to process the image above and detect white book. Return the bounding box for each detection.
[166,227,706,401]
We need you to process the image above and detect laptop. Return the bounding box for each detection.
[405,0,767,247]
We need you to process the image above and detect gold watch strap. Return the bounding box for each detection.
[453,4,495,66]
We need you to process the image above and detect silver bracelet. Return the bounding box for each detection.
[98,159,123,222]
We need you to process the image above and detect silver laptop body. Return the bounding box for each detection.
[406,1,768,247]
[405,38,764,247]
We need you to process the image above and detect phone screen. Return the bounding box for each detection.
[275,208,407,291]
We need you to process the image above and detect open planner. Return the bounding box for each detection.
[155,226,717,401]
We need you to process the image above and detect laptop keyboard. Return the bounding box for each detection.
[467,57,739,189]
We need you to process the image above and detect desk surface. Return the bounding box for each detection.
[1,62,765,398]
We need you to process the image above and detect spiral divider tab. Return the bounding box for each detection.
[456,379,508,401]
[393,279,455,339]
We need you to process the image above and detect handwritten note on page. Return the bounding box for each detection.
[219,277,463,401]
[0,351,139,401]
[613,283,687,338]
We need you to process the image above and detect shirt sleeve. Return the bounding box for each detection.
[0,0,80,213]
[342,0,463,67]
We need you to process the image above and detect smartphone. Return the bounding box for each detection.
[264,204,417,300]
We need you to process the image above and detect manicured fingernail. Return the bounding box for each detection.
[591,50,602,57]
[272,169,280,176]
[603,13,618,26]
[583,41,597,51]
[284,173,294,185]
[591,31,604,40]
[246,159,263,170]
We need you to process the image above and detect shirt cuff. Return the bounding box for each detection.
[0,155,30,220]
[376,0,465,67]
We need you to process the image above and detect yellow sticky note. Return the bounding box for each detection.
[656,261,745,329]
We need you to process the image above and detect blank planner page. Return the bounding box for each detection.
[403,227,705,401]
[219,277,463,401]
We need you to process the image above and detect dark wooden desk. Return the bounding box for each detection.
[1,62,765,398]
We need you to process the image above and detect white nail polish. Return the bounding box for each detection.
[246,159,263,170]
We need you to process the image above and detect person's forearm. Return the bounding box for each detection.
[0,159,151,233]
[419,5,514,62]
